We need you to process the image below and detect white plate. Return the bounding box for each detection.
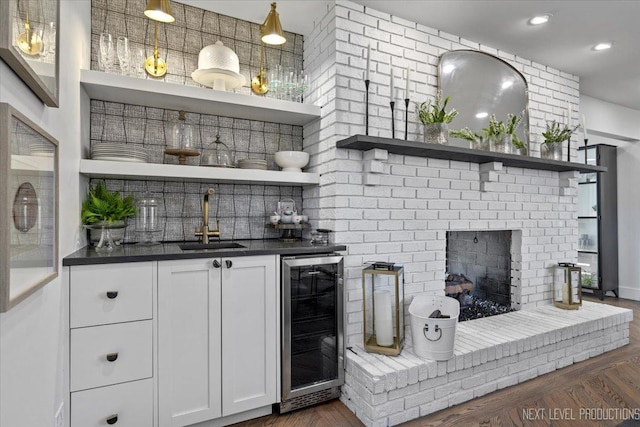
[92,156,147,163]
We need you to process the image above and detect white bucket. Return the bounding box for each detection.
[409,295,460,360]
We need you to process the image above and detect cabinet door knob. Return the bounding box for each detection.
[225,260,233,268]
[213,260,221,268]
[106,352,118,362]
[106,414,118,425]
[106,291,118,299]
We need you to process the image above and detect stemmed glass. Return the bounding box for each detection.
[117,36,130,76]
[99,32,114,72]
[297,71,309,103]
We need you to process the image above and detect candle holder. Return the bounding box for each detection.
[364,79,370,135]
[404,98,409,140]
[583,138,589,164]
[362,263,405,356]
[390,101,395,139]
[567,136,571,162]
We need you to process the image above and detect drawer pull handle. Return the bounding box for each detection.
[225,260,233,268]
[106,353,118,362]
[106,414,118,425]
[212,260,221,268]
[106,291,118,299]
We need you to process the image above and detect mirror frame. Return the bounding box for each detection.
[0,0,60,107]
[0,103,59,312]
[438,49,529,146]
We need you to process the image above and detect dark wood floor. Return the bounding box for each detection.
[233,297,640,427]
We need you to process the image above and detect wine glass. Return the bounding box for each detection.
[117,36,130,76]
[99,33,114,72]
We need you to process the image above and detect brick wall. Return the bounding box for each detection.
[303,1,581,347]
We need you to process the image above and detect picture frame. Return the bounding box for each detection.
[0,103,58,312]
[0,0,60,107]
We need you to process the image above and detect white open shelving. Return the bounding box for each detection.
[79,159,319,186]
[80,69,321,126]
[79,69,321,186]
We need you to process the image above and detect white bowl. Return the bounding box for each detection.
[275,151,309,172]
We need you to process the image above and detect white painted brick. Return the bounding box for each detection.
[363,148,389,161]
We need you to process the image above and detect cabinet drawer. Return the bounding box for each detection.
[70,321,152,392]
[70,262,153,328]
[71,379,153,427]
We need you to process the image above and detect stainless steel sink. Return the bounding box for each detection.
[178,242,246,251]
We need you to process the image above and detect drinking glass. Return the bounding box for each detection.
[117,36,130,76]
[41,22,56,59]
[296,71,308,103]
[267,65,282,99]
[132,47,146,78]
[99,33,114,72]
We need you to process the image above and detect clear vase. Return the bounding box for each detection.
[541,141,563,160]
[489,134,512,154]
[95,225,116,253]
[424,123,449,144]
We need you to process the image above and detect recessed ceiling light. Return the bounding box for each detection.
[475,112,489,119]
[593,42,613,51]
[528,14,551,25]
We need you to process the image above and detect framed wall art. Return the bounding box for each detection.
[0,103,58,312]
[0,0,59,107]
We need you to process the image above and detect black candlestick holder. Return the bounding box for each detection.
[404,98,409,140]
[390,101,395,139]
[567,136,571,162]
[364,79,370,135]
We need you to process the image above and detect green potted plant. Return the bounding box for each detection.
[482,113,524,154]
[82,181,136,251]
[541,120,579,160]
[417,91,458,144]
[449,127,486,149]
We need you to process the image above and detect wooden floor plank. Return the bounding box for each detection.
[231,297,639,427]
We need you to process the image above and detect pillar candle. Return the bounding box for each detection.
[374,289,394,346]
[405,65,410,97]
[365,43,370,80]
[390,69,395,100]
[568,104,572,128]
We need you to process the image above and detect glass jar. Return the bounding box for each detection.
[201,134,234,167]
[136,192,161,245]
[165,110,199,165]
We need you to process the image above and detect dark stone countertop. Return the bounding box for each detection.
[62,239,347,266]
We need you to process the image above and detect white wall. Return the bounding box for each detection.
[581,95,640,301]
[0,1,89,426]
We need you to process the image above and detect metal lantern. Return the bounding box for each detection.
[362,263,405,355]
[553,262,582,309]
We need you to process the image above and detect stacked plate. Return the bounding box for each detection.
[29,141,55,157]
[238,159,267,170]
[91,143,148,163]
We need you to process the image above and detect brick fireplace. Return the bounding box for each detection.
[299,2,632,426]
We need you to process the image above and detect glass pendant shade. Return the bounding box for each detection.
[144,0,175,23]
[165,110,199,165]
[261,2,286,45]
[201,134,234,167]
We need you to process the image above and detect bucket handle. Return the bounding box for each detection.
[423,324,442,342]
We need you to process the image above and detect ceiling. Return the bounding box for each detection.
[178,1,640,111]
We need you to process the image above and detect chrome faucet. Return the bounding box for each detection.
[195,188,220,244]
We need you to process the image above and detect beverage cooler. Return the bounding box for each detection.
[280,254,344,413]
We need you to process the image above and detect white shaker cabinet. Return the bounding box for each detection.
[157,255,279,427]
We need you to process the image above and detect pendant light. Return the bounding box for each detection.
[251,2,287,94]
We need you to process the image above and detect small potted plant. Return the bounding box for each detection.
[417,91,458,144]
[82,181,136,251]
[541,120,579,160]
[450,127,486,150]
[482,113,523,154]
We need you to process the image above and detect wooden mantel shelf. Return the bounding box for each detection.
[337,135,607,173]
